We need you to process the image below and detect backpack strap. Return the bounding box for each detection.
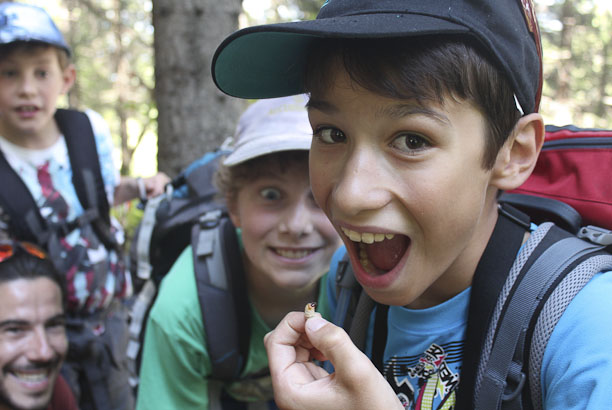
[193,210,250,381]
[0,150,43,242]
[333,256,361,331]
[473,224,612,410]
[55,109,110,225]
[455,204,531,409]
[56,109,119,251]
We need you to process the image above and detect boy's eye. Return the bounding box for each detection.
[0,69,17,78]
[260,187,282,201]
[35,69,48,78]
[315,127,346,144]
[391,133,430,153]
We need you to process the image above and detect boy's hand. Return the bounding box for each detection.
[264,312,403,410]
[141,172,170,198]
[114,172,171,205]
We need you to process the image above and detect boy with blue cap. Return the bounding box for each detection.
[212,0,612,409]
[0,3,168,409]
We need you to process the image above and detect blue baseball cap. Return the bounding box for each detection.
[0,2,70,56]
[212,0,543,114]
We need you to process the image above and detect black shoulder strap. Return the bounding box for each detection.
[455,204,531,410]
[55,109,110,224]
[0,150,44,242]
[193,211,250,381]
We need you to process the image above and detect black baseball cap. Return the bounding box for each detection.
[212,0,543,114]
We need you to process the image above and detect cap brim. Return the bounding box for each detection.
[213,14,469,99]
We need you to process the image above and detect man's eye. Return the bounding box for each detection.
[315,127,346,144]
[2,326,24,335]
[260,188,281,200]
[391,133,430,153]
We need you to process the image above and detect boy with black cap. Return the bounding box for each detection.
[0,3,168,409]
[211,0,612,409]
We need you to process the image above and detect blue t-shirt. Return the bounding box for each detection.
[327,245,612,409]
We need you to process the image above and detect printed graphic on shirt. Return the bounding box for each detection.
[384,342,462,410]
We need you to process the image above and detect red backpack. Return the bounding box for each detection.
[501,124,612,233]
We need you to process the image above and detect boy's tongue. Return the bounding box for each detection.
[363,235,409,272]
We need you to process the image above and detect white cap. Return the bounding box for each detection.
[222,94,312,166]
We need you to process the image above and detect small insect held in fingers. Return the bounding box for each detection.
[304,302,318,319]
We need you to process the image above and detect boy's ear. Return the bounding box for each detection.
[61,63,76,94]
[491,113,545,191]
[227,198,241,228]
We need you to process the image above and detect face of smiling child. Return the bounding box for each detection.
[0,278,67,410]
[307,65,508,309]
[228,159,341,292]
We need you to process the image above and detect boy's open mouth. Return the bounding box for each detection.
[341,227,410,274]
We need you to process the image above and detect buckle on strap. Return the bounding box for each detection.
[198,209,223,229]
[578,225,612,246]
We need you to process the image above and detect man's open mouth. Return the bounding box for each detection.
[341,227,410,274]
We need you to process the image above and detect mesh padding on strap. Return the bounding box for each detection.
[528,254,612,410]
[474,223,553,399]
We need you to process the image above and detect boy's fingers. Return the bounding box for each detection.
[304,317,374,384]
[265,312,311,374]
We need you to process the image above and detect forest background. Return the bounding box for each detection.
[3,0,611,238]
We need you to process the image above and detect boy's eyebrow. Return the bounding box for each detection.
[306,99,450,125]
[306,98,337,114]
[379,104,450,125]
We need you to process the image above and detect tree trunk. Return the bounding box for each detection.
[153,0,245,177]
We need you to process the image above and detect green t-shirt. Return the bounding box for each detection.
[136,246,330,410]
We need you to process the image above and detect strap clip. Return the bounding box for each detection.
[578,225,612,246]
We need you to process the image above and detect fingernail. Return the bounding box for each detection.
[306,316,326,332]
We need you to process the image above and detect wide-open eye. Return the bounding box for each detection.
[0,69,17,78]
[35,69,49,79]
[314,127,346,144]
[390,132,431,153]
[260,187,282,201]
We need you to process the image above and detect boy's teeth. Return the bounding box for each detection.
[341,227,394,243]
[275,249,312,259]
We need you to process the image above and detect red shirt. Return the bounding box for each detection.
[47,374,78,410]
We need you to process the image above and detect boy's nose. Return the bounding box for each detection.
[18,74,36,96]
[279,200,314,237]
[332,149,392,216]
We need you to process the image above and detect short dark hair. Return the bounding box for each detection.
[0,41,71,70]
[0,246,66,306]
[215,150,309,205]
[304,36,521,169]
